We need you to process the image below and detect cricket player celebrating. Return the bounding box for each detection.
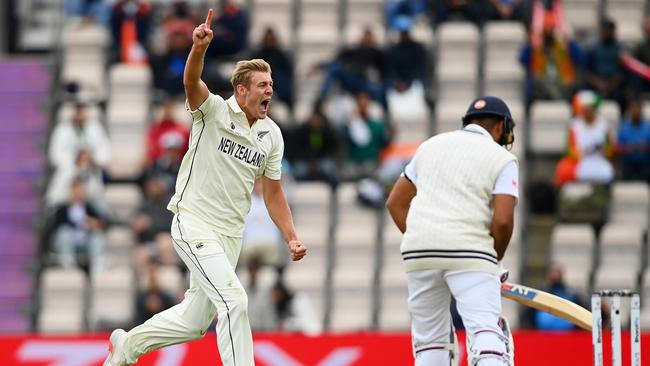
[387,96,518,366]
[103,9,307,366]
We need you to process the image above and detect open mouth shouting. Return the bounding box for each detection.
[260,98,271,115]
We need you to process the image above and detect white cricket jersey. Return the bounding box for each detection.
[403,124,519,199]
[167,93,284,238]
[399,124,518,274]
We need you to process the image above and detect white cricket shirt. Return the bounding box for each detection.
[399,124,518,274]
[403,124,519,199]
[167,93,284,238]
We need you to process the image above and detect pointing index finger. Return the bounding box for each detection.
[205,9,213,27]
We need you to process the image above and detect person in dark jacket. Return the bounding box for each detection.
[50,178,107,273]
[250,28,295,112]
[288,108,340,189]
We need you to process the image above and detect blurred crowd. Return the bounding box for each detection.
[43,0,650,332]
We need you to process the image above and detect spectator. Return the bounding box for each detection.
[631,16,650,95]
[49,178,107,273]
[617,99,650,181]
[535,265,584,330]
[242,180,283,271]
[433,0,482,25]
[135,263,176,326]
[110,0,153,62]
[46,149,106,212]
[343,92,392,179]
[151,29,192,96]
[519,11,583,105]
[206,0,249,59]
[162,1,197,44]
[585,19,626,110]
[386,16,428,94]
[484,0,530,23]
[49,103,110,172]
[385,0,427,30]
[145,100,190,165]
[250,28,295,112]
[316,29,387,106]
[555,90,615,186]
[148,132,185,189]
[132,174,176,271]
[288,108,339,189]
[65,0,111,24]
[272,281,321,334]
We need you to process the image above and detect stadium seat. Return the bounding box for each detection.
[60,23,109,100]
[379,275,409,330]
[251,0,294,47]
[435,100,469,134]
[109,64,152,89]
[89,267,135,330]
[345,0,384,29]
[436,22,479,102]
[484,21,526,47]
[105,226,135,267]
[61,63,106,99]
[605,0,646,45]
[608,181,650,227]
[62,23,110,49]
[437,22,479,48]
[549,224,596,293]
[38,267,87,333]
[529,101,572,155]
[593,223,644,292]
[484,21,526,103]
[599,101,621,132]
[103,184,143,223]
[331,286,373,331]
[563,0,599,34]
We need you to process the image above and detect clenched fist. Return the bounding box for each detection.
[192,9,214,50]
[289,240,307,261]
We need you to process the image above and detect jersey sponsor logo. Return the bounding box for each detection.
[217,136,266,168]
[257,130,270,142]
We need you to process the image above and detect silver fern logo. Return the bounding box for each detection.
[257,130,270,141]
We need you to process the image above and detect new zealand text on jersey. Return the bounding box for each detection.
[217,136,266,168]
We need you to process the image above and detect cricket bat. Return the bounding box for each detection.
[501,282,592,331]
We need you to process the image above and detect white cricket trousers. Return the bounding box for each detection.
[407,269,508,366]
[122,213,254,366]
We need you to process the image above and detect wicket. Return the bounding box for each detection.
[592,290,642,366]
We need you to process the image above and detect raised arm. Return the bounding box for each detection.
[184,9,213,110]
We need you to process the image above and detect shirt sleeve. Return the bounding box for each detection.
[263,126,284,180]
[401,155,417,184]
[493,161,519,199]
[185,93,224,123]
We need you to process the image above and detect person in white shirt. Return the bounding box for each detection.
[49,103,110,171]
[103,9,307,366]
[387,96,518,366]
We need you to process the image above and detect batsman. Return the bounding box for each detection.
[387,96,519,365]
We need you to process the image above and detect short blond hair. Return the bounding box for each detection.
[230,59,271,90]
